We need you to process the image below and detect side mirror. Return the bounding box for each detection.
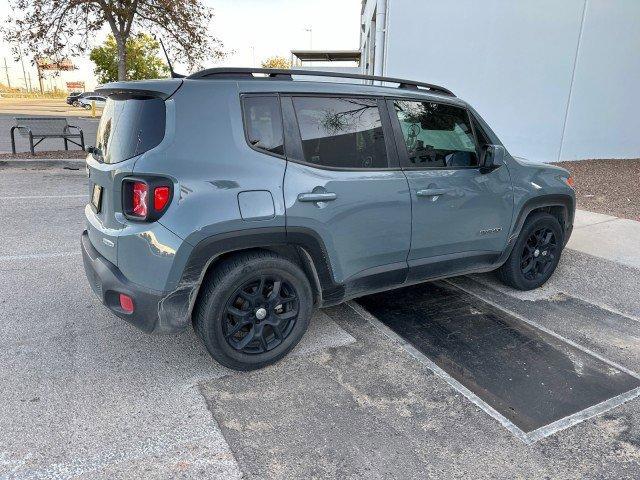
[479,145,504,174]
[85,145,104,161]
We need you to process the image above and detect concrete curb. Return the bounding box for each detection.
[0,158,85,169]
[567,209,640,270]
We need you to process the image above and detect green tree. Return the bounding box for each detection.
[90,34,169,84]
[3,0,224,81]
[261,56,291,69]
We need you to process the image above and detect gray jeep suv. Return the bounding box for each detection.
[81,68,575,370]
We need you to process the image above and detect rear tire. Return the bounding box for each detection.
[194,251,313,371]
[497,212,563,290]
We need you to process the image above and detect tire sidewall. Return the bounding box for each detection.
[202,258,313,369]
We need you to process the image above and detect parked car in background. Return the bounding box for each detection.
[67,92,97,106]
[81,69,575,371]
[77,95,106,109]
[66,91,84,105]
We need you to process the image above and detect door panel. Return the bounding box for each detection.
[404,166,513,260]
[283,94,412,291]
[284,162,411,285]
[388,98,514,277]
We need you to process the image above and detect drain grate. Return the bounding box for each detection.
[356,281,640,441]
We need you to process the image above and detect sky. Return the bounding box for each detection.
[0,0,362,90]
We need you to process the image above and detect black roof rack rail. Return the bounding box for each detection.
[186,68,455,97]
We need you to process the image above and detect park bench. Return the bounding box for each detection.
[10,117,85,155]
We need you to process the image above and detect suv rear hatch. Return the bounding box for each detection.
[85,79,182,265]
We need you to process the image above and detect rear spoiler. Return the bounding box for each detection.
[96,79,183,100]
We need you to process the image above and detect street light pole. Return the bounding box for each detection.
[3,58,11,88]
[304,26,313,49]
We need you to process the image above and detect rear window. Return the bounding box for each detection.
[95,97,166,164]
[293,96,388,169]
[241,96,284,156]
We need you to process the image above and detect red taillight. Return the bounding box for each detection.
[154,186,170,211]
[119,293,134,313]
[123,178,171,221]
[132,182,148,217]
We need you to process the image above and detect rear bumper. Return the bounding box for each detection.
[81,230,191,334]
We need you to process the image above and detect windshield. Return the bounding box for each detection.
[95,97,166,164]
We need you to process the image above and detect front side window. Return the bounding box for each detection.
[293,96,388,169]
[394,100,478,168]
[242,96,284,156]
[95,96,166,164]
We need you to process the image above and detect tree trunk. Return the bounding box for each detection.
[115,35,127,81]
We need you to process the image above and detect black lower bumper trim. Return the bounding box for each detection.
[81,230,173,334]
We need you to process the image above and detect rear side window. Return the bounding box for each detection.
[96,97,166,164]
[242,96,284,156]
[394,100,478,168]
[292,96,388,169]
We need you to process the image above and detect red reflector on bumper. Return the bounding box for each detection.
[119,293,134,313]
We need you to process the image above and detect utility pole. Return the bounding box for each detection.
[3,58,11,88]
[304,26,313,49]
[18,46,28,91]
[36,61,44,93]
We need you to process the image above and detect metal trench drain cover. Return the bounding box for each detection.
[356,282,640,438]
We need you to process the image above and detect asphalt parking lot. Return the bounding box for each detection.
[2,165,640,479]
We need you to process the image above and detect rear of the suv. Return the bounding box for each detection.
[82,79,189,333]
[82,77,294,341]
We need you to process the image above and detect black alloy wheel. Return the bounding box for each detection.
[497,212,564,291]
[222,275,299,354]
[520,227,558,281]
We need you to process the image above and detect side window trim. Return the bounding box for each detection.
[466,109,483,162]
[282,93,401,172]
[240,93,286,160]
[386,97,481,171]
[469,112,491,147]
[280,95,303,162]
[377,98,401,169]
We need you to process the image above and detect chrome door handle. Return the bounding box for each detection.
[416,188,450,197]
[298,192,338,202]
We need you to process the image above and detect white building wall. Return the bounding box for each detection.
[362,0,640,162]
[560,0,640,160]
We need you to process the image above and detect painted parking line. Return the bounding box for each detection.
[0,194,85,200]
[349,281,640,445]
[0,252,80,261]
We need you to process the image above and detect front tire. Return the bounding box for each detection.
[194,251,313,371]
[497,212,563,290]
